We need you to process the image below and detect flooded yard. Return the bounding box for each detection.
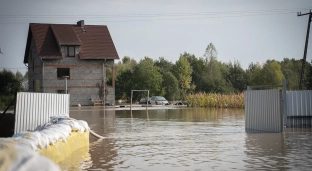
[69,107,312,170]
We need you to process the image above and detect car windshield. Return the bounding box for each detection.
[156,96,167,101]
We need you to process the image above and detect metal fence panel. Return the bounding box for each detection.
[286,91,312,127]
[14,92,70,134]
[245,90,282,132]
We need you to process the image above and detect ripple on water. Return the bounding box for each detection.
[71,108,312,170]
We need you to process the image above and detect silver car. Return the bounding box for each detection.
[150,96,169,105]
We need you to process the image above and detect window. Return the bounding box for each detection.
[57,68,70,79]
[67,46,75,57]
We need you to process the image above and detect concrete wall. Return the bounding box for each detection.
[28,39,116,106]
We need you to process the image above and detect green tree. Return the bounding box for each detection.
[227,60,248,92]
[251,60,285,86]
[0,69,24,110]
[172,54,194,100]
[162,71,180,101]
[115,70,133,100]
[0,69,23,95]
[155,57,180,100]
[307,61,312,90]
[184,53,205,93]
[280,58,311,90]
[154,57,174,73]
[132,57,164,98]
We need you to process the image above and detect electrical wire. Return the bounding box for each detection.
[0,7,310,18]
[0,7,310,24]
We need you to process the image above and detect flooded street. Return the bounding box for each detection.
[70,107,312,170]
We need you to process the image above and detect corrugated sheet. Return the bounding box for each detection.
[245,90,282,132]
[286,91,312,127]
[14,92,70,134]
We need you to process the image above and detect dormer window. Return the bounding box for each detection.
[67,46,75,57]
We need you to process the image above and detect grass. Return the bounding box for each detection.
[185,92,244,108]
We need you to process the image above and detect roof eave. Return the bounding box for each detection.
[23,25,32,64]
[79,56,119,60]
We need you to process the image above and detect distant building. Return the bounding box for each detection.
[23,20,119,106]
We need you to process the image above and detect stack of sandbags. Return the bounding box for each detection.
[0,116,90,171]
[0,139,61,171]
[10,116,89,151]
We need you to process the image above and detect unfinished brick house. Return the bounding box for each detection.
[23,20,119,106]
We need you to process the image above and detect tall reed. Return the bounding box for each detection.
[185,92,244,108]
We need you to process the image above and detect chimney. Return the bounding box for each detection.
[77,20,84,27]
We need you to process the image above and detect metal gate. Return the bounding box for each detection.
[245,89,283,132]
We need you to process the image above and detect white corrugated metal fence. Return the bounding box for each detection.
[14,92,70,134]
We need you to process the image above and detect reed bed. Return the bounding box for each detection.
[186,92,244,108]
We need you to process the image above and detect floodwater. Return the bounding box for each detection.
[68,106,312,171]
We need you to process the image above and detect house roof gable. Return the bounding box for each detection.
[24,22,119,63]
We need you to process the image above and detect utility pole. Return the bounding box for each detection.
[298,10,312,90]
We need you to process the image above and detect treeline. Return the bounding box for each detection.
[114,43,312,101]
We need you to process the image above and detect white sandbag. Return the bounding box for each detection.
[0,143,61,171]
[47,127,67,143]
[76,120,90,131]
[55,123,72,135]
[58,120,84,132]
[37,132,49,149]
[50,115,70,124]
[15,138,38,151]
[40,130,57,145]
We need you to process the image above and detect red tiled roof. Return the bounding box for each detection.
[73,25,119,59]
[24,22,119,63]
[30,24,62,59]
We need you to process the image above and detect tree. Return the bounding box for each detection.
[132,57,164,98]
[0,69,24,110]
[0,69,23,96]
[172,54,194,100]
[251,60,284,86]
[307,61,312,90]
[154,57,174,73]
[203,43,218,63]
[280,58,311,90]
[162,71,180,101]
[184,52,205,93]
[115,56,137,79]
[115,70,133,100]
[227,60,248,92]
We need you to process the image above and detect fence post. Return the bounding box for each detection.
[282,79,287,129]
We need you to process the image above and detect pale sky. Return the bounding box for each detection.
[0,0,312,75]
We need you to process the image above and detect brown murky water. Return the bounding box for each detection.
[69,107,312,170]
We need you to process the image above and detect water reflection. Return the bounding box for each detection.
[67,107,312,170]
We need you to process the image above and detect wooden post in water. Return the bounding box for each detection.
[130,90,133,117]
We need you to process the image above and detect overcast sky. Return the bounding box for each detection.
[0,0,312,75]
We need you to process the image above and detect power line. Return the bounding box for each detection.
[0,7,310,18]
[0,11,303,24]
